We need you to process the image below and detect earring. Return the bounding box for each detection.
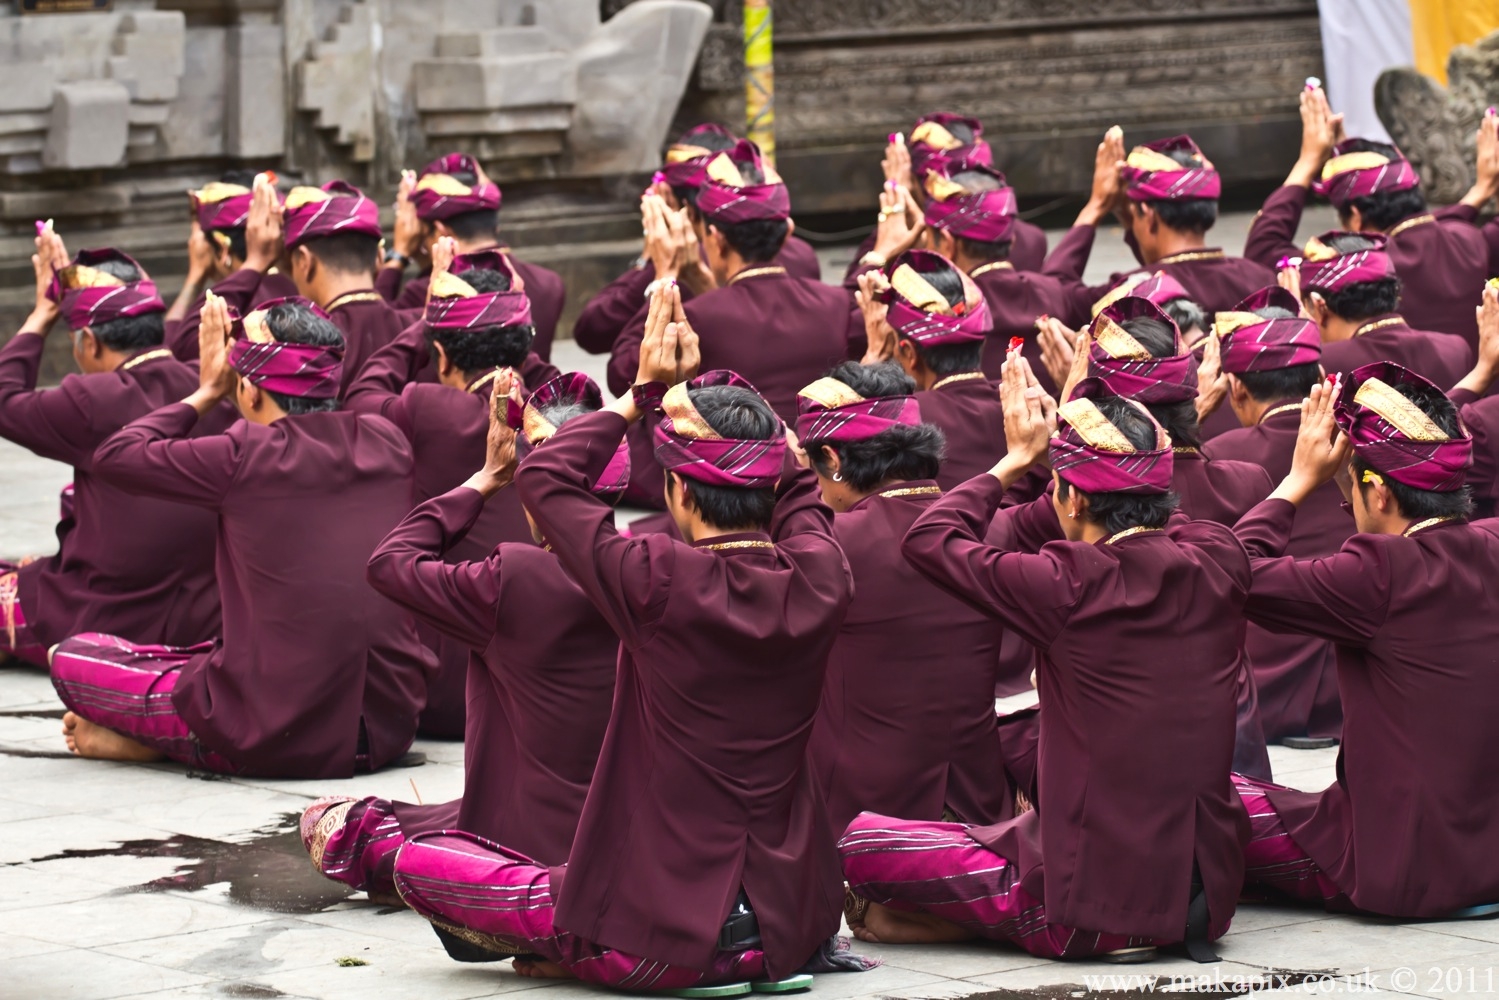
[832,472,843,483]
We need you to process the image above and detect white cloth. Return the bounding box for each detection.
[1317,0,1414,142]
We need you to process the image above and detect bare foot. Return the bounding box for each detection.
[63,712,166,762]
[853,902,978,945]
[513,958,574,979]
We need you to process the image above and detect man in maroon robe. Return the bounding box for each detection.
[843,113,1048,281]
[857,249,1005,490]
[1230,364,1499,918]
[795,360,1009,835]
[300,371,624,902]
[390,304,867,989]
[346,242,555,737]
[1244,86,1498,348]
[51,294,434,776]
[377,153,566,360]
[164,173,297,362]
[841,362,1249,961]
[1290,230,1471,390]
[608,139,861,507]
[573,123,820,357]
[0,237,221,666]
[1202,288,1347,745]
[1044,130,1273,327]
[1446,282,1499,510]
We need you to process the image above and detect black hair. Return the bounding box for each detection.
[669,127,738,209]
[1142,146,1217,235]
[93,257,142,282]
[665,384,780,531]
[456,267,512,293]
[933,120,976,145]
[80,257,166,348]
[300,229,380,276]
[1161,297,1208,339]
[1118,315,1202,449]
[1055,395,1180,532]
[803,361,945,491]
[1231,303,1323,402]
[441,209,500,243]
[898,259,986,376]
[1351,378,1473,521]
[427,266,533,373]
[261,301,344,414]
[713,218,789,264]
[211,227,248,263]
[1307,234,1403,319]
[1332,139,1428,229]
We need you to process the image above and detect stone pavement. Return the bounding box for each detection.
[14,209,1499,1000]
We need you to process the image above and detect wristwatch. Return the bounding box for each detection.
[384,249,411,267]
[858,250,888,268]
[631,381,668,413]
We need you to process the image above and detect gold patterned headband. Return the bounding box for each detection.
[661,381,722,440]
[428,270,480,300]
[910,121,961,150]
[1302,235,1339,262]
[889,263,952,315]
[284,186,332,211]
[1091,314,1153,361]
[1089,272,1151,318]
[1354,377,1449,441]
[1126,146,1187,173]
[414,173,473,197]
[242,309,276,343]
[194,181,251,205]
[1212,310,1262,340]
[798,376,867,409]
[1321,150,1392,181]
[55,264,126,291]
[1057,397,1137,452]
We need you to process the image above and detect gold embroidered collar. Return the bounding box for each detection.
[878,485,942,499]
[698,539,776,552]
[121,348,173,372]
[1105,526,1164,545]
[931,371,987,391]
[969,261,1014,279]
[1388,214,1436,239]
[1259,402,1302,424]
[466,369,501,395]
[1403,515,1458,537]
[1354,316,1405,337]
[728,266,787,286]
[1155,249,1224,266]
[1172,446,1200,455]
[326,291,384,310]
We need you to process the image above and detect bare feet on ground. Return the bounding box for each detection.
[62,711,167,762]
[852,902,978,944]
[513,958,574,979]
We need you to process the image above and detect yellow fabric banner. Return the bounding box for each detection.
[1410,0,1499,83]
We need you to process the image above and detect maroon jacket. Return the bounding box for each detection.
[517,410,853,978]
[970,265,1074,390]
[915,374,1005,490]
[1205,406,1350,740]
[0,336,222,650]
[904,481,1251,942]
[841,219,1049,285]
[1044,225,1275,329]
[376,250,566,361]
[1172,448,1273,528]
[1245,186,1486,349]
[367,487,617,863]
[1319,314,1471,392]
[1452,387,1499,503]
[92,404,435,778]
[610,268,861,508]
[809,482,1008,835]
[1235,501,1499,916]
[573,236,822,357]
[344,320,558,736]
[164,268,298,363]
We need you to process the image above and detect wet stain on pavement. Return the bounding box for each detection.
[20,812,356,913]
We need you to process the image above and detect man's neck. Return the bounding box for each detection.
[1142,228,1207,266]
[1234,394,1289,428]
[96,348,136,373]
[314,272,375,310]
[1319,313,1364,344]
[456,236,500,255]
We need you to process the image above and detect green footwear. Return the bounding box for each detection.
[668,984,752,998]
[751,974,814,993]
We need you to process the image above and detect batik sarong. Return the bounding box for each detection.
[839,812,1227,958]
[1231,773,1351,908]
[392,830,769,990]
[302,796,406,898]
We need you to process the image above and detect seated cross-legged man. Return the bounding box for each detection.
[1230,364,1499,918]
[346,240,557,737]
[301,370,624,904]
[391,305,873,990]
[1288,230,1471,391]
[797,360,1010,836]
[1044,129,1273,327]
[0,235,222,667]
[378,153,566,359]
[53,294,435,776]
[1202,288,1348,746]
[842,362,1251,962]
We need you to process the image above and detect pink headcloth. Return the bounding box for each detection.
[1312,140,1420,209]
[1085,297,1197,404]
[283,181,382,248]
[411,153,502,221]
[191,182,254,232]
[226,296,344,400]
[695,140,791,224]
[424,250,533,331]
[908,112,992,179]
[661,123,737,189]
[877,249,993,347]
[1051,378,1175,495]
[795,375,922,444]
[47,248,165,331]
[506,372,630,495]
[922,166,1017,243]
[1120,135,1222,201]
[1090,270,1193,319]
[1298,231,1397,294]
[653,371,787,488]
[1213,287,1321,374]
[1335,362,1472,492]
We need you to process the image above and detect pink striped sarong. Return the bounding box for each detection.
[1232,773,1350,908]
[50,631,239,773]
[840,813,1208,959]
[392,831,768,990]
[302,796,406,897]
[0,563,49,666]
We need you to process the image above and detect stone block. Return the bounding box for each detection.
[436,26,552,59]
[0,62,55,114]
[420,107,572,137]
[0,112,50,138]
[126,102,170,126]
[0,185,132,221]
[107,56,181,103]
[42,81,129,170]
[413,53,576,111]
[227,24,285,158]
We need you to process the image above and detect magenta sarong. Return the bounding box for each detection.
[392,830,769,990]
[50,632,239,773]
[302,796,407,896]
[1232,773,1351,908]
[839,813,1229,958]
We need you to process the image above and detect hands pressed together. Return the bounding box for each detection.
[26,222,67,334]
[990,346,1058,489]
[1271,376,1351,507]
[641,194,714,294]
[243,174,285,274]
